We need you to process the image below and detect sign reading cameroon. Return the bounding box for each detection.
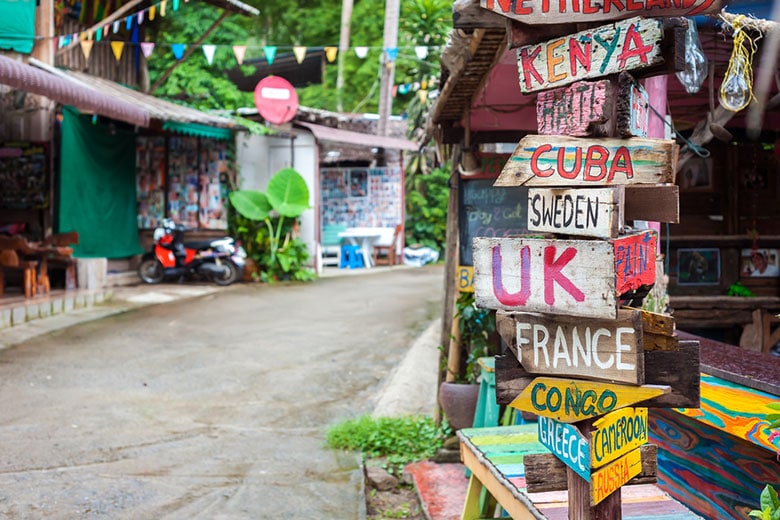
[473,231,656,319]
[590,407,649,469]
[510,376,669,423]
[481,0,723,25]
[516,17,665,93]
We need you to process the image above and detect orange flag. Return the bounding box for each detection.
[80,40,94,61]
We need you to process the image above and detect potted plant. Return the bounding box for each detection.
[438,291,499,430]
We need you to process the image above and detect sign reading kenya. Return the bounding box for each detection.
[515,309,644,384]
[516,17,664,93]
[473,231,656,319]
[528,186,624,239]
[494,135,678,188]
[481,0,722,24]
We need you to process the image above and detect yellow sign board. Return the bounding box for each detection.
[590,407,649,469]
[457,265,474,292]
[590,447,642,505]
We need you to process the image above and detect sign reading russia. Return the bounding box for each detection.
[473,231,656,319]
[494,135,677,188]
[516,17,664,93]
[481,0,722,24]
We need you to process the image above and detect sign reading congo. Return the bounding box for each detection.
[481,0,722,25]
[494,135,678,188]
[510,376,669,423]
[516,17,664,93]
[473,231,656,320]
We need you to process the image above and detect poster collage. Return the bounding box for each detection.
[0,142,48,209]
[135,136,229,230]
[320,167,402,228]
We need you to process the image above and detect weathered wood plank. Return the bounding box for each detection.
[474,231,657,320]
[494,135,678,188]
[537,80,613,136]
[624,184,680,223]
[591,447,643,505]
[590,407,649,469]
[638,308,676,336]
[538,415,591,481]
[481,0,722,25]
[509,376,670,423]
[616,72,650,137]
[514,309,645,384]
[524,444,657,493]
[516,18,665,93]
[494,353,534,405]
[527,186,625,239]
[638,339,701,408]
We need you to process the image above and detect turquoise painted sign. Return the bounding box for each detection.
[538,415,590,481]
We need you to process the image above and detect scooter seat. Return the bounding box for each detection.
[183,239,220,250]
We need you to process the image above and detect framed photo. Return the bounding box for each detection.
[740,248,780,278]
[679,156,713,190]
[677,248,721,285]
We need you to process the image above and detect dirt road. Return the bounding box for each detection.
[0,265,443,519]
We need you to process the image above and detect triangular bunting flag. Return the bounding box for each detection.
[324,46,338,63]
[415,46,428,60]
[125,16,132,30]
[173,0,180,10]
[104,24,109,36]
[293,46,307,64]
[137,10,144,24]
[54,36,59,48]
[80,40,94,60]
[354,46,368,58]
[392,85,398,97]
[140,42,155,58]
[417,89,428,103]
[96,28,102,41]
[172,43,186,60]
[385,47,398,61]
[202,44,216,65]
[149,5,156,20]
[160,0,167,16]
[110,41,125,61]
[232,45,246,65]
[398,84,410,95]
[113,20,120,33]
[264,46,277,65]
[86,30,93,40]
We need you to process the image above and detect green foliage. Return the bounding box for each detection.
[749,485,780,520]
[454,292,497,384]
[325,415,449,477]
[405,164,449,253]
[229,168,314,282]
[728,281,755,297]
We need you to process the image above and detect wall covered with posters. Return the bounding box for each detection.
[135,136,231,230]
[320,167,403,229]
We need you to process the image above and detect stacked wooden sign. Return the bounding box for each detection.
[471,11,709,519]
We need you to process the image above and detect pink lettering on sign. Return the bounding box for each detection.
[537,80,611,136]
[614,231,656,294]
[492,245,531,306]
[544,246,585,304]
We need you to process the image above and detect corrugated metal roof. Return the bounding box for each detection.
[297,121,418,151]
[59,69,242,129]
[0,54,148,127]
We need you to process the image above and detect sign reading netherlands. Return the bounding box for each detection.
[480,0,723,25]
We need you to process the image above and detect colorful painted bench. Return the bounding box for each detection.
[458,423,703,519]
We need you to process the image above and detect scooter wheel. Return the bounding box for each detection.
[212,260,238,286]
[138,258,165,284]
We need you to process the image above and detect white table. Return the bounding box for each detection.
[338,227,386,268]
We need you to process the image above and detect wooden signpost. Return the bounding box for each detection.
[528,186,624,239]
[591,447,643,505]
[538,415,591,481]
[590,407,649,468]
[481,0,723,25]
[617,73,651,138]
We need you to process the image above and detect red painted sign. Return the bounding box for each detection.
[254,76,299,125]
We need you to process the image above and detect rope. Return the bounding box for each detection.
[719,14,760,111]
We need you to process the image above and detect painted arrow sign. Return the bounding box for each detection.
[516,17,665,93]
[509,376,670,423]
[538,415,591,481]
[527,186,625,239]
[473,230,656,320]
[481,0,722,25]
[590,407,649,469]
[591,447,644,505]
[494,135,678,188]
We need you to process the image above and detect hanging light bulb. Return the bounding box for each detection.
[719,16,758,112]
[676,19,708,94]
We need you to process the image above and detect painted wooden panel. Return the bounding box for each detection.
[473,231,656,319]
[537,80,612,136]
[591,447,643,505]
[514,309,645,384]
[527,186,624,239]
[617,73,650,137]
[509,376,669,423]
[495,135,678,188]
[538,415,591,481]
[481,0,723,25]
[591,407,649,469]
[458,265,474,293]
[516,18,664,93]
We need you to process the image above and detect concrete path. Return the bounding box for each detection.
[0,265,444,519]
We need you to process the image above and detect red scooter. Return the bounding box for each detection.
[138,218,246,286]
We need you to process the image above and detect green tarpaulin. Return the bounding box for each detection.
[0,0,36,53]
[59,107,143,258]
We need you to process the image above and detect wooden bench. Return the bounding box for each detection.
[0,236,38,299]
[457,423,703,519]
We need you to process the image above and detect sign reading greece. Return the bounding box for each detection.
[538,415,590,481]
[516,17,664,93]
[527,186,624,239]
[481,0,722,24]
[515,309,644,385]
[473,231,656,320]
[590,407,649,469]
[510,376,669,423]
[591,447,643,505]
[494,135,678,188]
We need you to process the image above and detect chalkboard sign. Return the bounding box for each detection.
[0,142,48,209]
[459,177,529,266]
